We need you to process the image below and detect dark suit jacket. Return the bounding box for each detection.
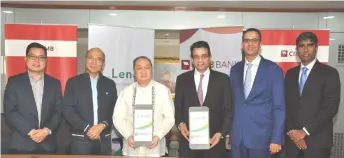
[285,61,341,148]
[229,57,286,149]
[62,73,117,139]
[174,69,234,151]
[3,72,62,152]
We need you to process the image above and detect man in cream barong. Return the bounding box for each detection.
[113,56,175,157]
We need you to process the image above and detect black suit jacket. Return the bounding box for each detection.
[285,61,341,148]
[3,72,62,152]
[62,73,117,138]
[174,69,234,144]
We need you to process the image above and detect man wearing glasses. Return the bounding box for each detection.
[62,48,117,155]
[228,28,286,158]
[4,42,63,154]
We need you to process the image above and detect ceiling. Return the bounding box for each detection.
[2,1,344,10]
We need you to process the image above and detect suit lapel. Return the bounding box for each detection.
[40,74,52,125]
[189,70,201,106]
[23,72,39,124]
[301,61,320,98]
[203,70,214,106]
[84,73,94,120]
[246,58,266,101]
[238,62,245,98]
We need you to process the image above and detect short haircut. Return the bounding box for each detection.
[296,32,318,47]
[242,28,262,42]
[86,48,106,62]
[26,42,47,56]
[133,56,152,68]
[190,41,212,58]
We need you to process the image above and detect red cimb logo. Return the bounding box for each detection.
[181,60,190,70]
[281,50,288,57]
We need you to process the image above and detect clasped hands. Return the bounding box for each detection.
[87,123,105,140]
[29,128,49,143]
[179,123,221,149]
[287,129,307,150]
[127,135,160,149]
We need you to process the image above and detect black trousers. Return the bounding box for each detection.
[7,146,54,155]
[69,136,112,155]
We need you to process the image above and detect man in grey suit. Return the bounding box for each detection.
[3,42,63,154]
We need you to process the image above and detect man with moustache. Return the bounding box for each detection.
[62,48,117,155]
[4,42,62,154]
[229,28,285,158]
[113,56,175,157]
[285,32,340,158]
[174,41,234,158]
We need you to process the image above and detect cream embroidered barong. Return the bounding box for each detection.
[113,80,175,157]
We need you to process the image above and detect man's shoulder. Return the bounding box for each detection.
[7,72,27,82]
[100,74,116,86]
[210,69,229,79]
[177,70,193,80]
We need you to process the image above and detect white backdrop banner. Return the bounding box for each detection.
[88,24,155,93]
[88,24,155,154]
[179,26,243,76]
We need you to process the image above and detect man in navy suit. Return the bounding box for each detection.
[228,28,286,158]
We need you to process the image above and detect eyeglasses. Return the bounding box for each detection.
[243,38,260,44]
[86,56,104,63]
[27,55,47,61]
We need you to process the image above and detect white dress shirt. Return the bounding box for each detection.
[113,80,175,157]
[194,68,210,102]
[243,55,261,87]
[299,58,317,136]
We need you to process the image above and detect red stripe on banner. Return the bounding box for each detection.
[5,24,77,41]
[276,62,328,76]
[261,30,329,46]
[6,56,77,94]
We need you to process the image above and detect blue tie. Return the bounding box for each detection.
[299,67,308,95]
[244,63,252,98]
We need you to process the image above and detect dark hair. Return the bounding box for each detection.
[296,32,318,47]
[133,56,153,68]
[242,28,262,42]
[86,48,106,62]
[26,42,47,56]
[190,41,212,58]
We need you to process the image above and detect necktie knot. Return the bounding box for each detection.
[200,74,204,79]
[302,67,308,74]
[247,63,253,68]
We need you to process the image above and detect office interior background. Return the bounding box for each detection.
[1,1,344,157]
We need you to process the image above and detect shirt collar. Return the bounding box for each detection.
[89,73,99,80]
[300,58,317,71]
[194,67,210,76]
[245,55,261,66]
[28,71,44,81]
[136,79,154,89]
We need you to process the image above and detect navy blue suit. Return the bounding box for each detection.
[229,57,286,158]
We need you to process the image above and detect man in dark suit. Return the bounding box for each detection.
[174,41,234,158]
[285,32,341,158]
[229,28,285,158]
[4,42,62,154]
[62,48,117,155]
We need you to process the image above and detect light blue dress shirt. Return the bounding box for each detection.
[90,75,99,125]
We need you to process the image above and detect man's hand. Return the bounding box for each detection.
[210,133,222,149]
[294,139,307,150]
[148,136,160,149]
[179,123,189,141]
[127,136,136,148]
[270,143,282,154]
[87,124,105,140]
[30,129,49,143]
[288,130,307,141]
[225,136,231,150]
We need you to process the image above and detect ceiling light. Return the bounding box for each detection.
[323,16,335,19]
[330,38,336,41]
[2,11,13,14]
[109,13,118,16]
[165,33,169,36]
[217,15,226,19]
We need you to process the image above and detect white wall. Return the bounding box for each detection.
[1,8,344,133]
